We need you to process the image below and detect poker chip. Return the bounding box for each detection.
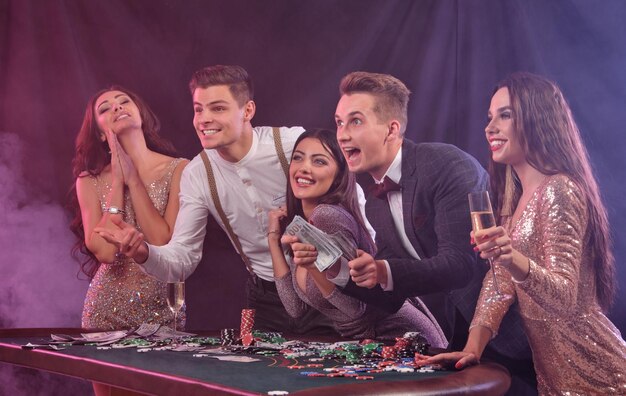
[381,346,396,359]
[392,365,414,373]
[267,391,289,395]
[220,328,237,346]
[241,333,255,347]
[356,375,374,380]
[240,309,256,338]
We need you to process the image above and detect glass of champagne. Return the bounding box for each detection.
[167,266,185,333]
[468,191,512,302]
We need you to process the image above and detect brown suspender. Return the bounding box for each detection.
[199,127,290,273]
[271,127,289,179]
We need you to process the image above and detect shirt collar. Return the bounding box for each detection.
[373,147,402,184]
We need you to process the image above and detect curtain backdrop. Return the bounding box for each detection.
[1,0,625,392]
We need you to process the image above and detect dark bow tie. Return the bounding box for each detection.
[373,176,401,199]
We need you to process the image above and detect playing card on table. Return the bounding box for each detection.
[284,216,342,271]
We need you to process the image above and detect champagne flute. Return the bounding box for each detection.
[166,266,185,333]
[468,191,512,302]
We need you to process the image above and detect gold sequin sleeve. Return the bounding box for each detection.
[515,176,586,314]
[470,175,586,336]
[469,255,517,337]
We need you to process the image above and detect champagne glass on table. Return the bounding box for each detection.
[167,266,185,332]
[468,191,512,302]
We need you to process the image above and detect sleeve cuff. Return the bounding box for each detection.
[381,260,394,291]
[327,257,350,287]
[139,244,157,274]
[469,323,497,340]
[511,258,533,284]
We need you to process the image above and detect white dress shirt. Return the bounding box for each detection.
[142,126,373,284]
[143,126,303,282]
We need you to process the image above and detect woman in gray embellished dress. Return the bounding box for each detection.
[268,129,447,345]
[70,86,188,331]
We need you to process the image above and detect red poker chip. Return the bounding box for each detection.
[356,376,374,380]
[241,333,254,346]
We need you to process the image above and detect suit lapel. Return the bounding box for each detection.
[400,141,426,258]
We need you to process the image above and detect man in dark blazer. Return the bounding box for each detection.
[332,71,488,346]
[287,71,536,394]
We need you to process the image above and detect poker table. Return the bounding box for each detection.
[0,328,511,395]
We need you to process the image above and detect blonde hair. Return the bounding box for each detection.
[339,71,410,135]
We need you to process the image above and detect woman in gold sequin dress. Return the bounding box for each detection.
[419,73,626,395]
[70,87,188,331]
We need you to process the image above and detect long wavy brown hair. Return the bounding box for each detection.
[68,86,178,279]
[283,129,375,254]
[489,72,615,311]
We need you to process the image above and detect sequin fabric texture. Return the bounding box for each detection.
[82,158,186,330]
[471,175,626,395]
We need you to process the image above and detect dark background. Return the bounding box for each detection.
[1,0,625,393]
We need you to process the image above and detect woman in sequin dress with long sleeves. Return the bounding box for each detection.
[267,129,447,345]
[419,73,626,395]
[69,86,188,331]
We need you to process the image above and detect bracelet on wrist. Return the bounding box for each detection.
[104,206,126,216]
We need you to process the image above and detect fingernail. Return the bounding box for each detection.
[455,362,463,369]
[470,236,475,245]
[473,246,479,252]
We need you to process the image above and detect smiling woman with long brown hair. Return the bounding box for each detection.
[419,72,626,395]
[69,86,188,331]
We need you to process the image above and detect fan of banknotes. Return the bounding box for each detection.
[284,215,357,272]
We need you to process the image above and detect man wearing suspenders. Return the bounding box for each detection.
[103,65,337,334]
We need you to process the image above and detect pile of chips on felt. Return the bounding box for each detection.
[213,309,441,389]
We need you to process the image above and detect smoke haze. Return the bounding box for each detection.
[0,132,91,394]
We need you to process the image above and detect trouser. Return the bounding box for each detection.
[245,275,338,336]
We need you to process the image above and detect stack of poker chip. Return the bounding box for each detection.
[393,337,412,358]
[220,328,237,346]
[381,345,397,360]
[240,309,256,346]
[342,344,361,363]
[360,341,382,358]
[402,332,429,355]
